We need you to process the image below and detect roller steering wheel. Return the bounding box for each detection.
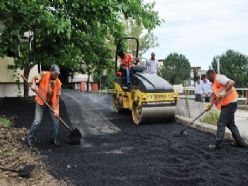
[132,58,140,65]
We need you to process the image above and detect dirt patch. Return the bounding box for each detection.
[0,127,68,186]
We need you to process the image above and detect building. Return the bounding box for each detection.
[0,57,38,97]
[190,67,207,85]
[158,59,164,67]
[191,67,207,79]
[68,73,94,91]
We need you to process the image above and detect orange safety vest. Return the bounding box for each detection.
[120,54,133,69]
[35,72,62,114]
[213,76,238,109]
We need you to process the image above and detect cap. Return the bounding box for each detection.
[50,64,60,74]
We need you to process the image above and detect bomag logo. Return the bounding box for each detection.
[147,94,174,100]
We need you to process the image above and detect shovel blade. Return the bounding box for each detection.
[71,128,82,138]
[69,128,82,145]
[172,131,189,137]
[18,165,35,177]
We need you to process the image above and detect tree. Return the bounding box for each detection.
[93,60,115,90]
[211,50,248,87]
[126,19,159,55]
[0,0,162,96]
[160,53,191,85]
[0,0,72,97]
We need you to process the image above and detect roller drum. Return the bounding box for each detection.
[132,103,176,125]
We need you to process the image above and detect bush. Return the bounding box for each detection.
[200,110,220,125]
[0,116,12,128]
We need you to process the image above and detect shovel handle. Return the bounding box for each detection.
[0,167,18,173]
[21,75,73,132]
[180,98,220,134]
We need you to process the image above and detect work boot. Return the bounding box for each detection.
[50,137,61,147]
[26,137,35,147]
[230,141,246,148]
[208,144,221,150]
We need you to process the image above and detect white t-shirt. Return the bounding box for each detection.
[202,80,213,96]
[215,74,230,85]
[147,59,160,74]
[195,81,203,95]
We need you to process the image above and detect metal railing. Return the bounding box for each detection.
[179,87,248,108]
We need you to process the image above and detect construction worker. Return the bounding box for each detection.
[202,75,212,102]
[26,64,62,147]
[206,69,245,149]
[194,77,203,102]
[147,52,160,74]
[117,48,133,84]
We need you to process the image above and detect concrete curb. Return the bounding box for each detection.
[175,115,248,144]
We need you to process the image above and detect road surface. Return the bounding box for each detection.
[0,90,247,186]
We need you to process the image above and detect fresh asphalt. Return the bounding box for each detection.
[0,89,248,186]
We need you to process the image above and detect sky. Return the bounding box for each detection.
[143,0,248,69]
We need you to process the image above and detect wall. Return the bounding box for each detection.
[176,99,209,118]
[0,57,38,97]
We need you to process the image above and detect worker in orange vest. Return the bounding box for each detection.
[206,69,245,149]
[26,64,62,147]
[117,48,133,84]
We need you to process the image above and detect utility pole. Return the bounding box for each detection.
[217,57,220,74]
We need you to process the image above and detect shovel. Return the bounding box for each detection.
[173,98,220,137]
[0,165,35,177]
[21,75,82,145]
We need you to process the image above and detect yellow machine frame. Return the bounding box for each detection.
[113,37,179,124]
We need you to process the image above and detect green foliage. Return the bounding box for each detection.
[211,50,248,88]
[0,0,162,93]
[127,19,159,55]
[0,0,72,68]
[0,116,12,128]
[160,53,191,84]
[200,110,220,125]
[93,61,116,89]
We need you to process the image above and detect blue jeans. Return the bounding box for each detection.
[125,68,131,83]
[28,102,59,139]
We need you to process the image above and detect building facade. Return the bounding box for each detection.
[0,57,38,97]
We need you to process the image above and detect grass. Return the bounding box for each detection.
[0,116,12,128]
[200,110,220,125]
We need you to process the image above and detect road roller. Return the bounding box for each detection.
[112,37,178,125]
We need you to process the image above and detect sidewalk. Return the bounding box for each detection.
[235,109,248,137]
[176,99,248,142]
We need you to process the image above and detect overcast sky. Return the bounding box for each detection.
[143,0,248,69]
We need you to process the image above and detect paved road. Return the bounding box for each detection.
[60,90,248,186]
[1,90,248,186]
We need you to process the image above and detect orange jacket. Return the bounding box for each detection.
[35,72,62,114]
[120,54,133,69]
[213,77,238,109]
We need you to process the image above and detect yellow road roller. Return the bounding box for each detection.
[112,37,178,124]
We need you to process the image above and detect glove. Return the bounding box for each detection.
[116,71,123,76]
[53,112,59,118]
[205,104,212,111]
[217,90,226,99]
[31,84,37,92]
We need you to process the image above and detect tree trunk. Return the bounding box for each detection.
[99,76,101,91]
[23,66,31,98]
[87,72,90,92]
